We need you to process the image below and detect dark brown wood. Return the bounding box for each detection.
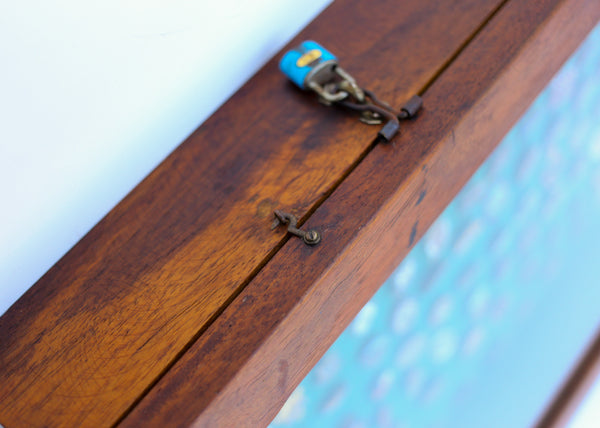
[120,0,600,427]
[0,1,506,427]
[536,328,600,428]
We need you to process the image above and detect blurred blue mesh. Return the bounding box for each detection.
[271,21,600,428]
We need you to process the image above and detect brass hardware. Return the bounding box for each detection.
[272,210,321,246]
[310,72,423,142]
[296,49,322,67]
[303,57,422,142]
[281,40,423,142]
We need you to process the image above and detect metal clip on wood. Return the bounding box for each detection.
[271,210,321,246]
[279,40,423,142]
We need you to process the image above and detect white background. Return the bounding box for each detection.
[0,1,597,426]
[0,0,331,314]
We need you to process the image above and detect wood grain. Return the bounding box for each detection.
[0,0,505,427]
[120,0,600,426]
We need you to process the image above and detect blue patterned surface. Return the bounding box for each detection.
[270,21,600,428]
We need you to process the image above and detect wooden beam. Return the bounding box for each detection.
[120,0,600,426]
[536,328,600,428]
[0,0,506,426]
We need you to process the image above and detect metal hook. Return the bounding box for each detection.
[272,210,321,246]
[339,92,423,142]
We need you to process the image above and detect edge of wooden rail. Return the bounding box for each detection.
[120,0,600,426]
[536,328,600,428]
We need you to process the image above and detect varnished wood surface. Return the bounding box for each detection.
[0,0,506,427]
[121,0,600,426]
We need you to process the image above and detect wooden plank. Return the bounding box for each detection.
[120,0,600,426]
[0,0,505,427]
[536,328,600,428]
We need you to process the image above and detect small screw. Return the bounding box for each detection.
[303,230,321,246]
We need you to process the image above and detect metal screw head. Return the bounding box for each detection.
[303,230,321,245]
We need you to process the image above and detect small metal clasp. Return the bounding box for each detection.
[272,210,321,246]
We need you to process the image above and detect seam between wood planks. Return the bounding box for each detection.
[111,0,511,425]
